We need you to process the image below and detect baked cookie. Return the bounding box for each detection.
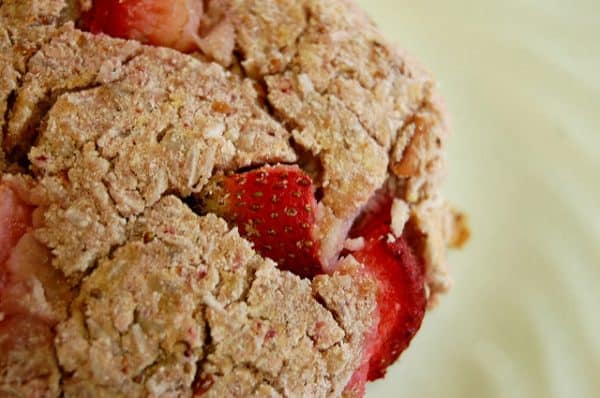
[0,0,468,397]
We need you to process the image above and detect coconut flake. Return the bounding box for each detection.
[343,237,365,252]
[391,198,410,237]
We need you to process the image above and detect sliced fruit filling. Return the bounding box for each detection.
[1,162,427,394]
[80,0,236,64]
[81,0,204,52]
[194,164,427,392]
[196,165,321,278]
[0,183,66,396]
[0,184,33,268]
[348,199,426,389]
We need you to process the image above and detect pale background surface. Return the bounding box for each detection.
[356,1,600,397]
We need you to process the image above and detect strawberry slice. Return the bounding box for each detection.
[0,183,33,308]
[0,184,33,268]
[81,0,203,52]
[346,198,427,394]
[196,165,321,278]
[0,183,34,304]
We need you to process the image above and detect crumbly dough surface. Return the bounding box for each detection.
[0,0,466,396]
[53,196,375,397]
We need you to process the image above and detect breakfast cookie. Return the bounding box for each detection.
[0,1,467,397]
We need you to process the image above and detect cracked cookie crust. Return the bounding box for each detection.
[0,0,468,397]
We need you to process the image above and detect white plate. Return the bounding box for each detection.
[358,1,600,397]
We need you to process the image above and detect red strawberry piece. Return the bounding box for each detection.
[0,183,31,311]
[0,183,34,307]
[197,165,321,278]
[81,0,203,52]
[0,184,33,268]
[346,198,427,393]
[0,184,71,323]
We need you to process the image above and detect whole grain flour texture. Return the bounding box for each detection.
[0,1,467,397]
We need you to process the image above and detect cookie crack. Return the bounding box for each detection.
[235,259,260,305]
[328,93,386,152]
[311,290,346,343]
[387,99,431,180]
[1,90,16,154]
[119,48,146,70]
[282,4,312,72]
[1,29,60,161]
[8,49,145,162]
[190,305,214,395]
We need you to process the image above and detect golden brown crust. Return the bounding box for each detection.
[0,0,465,396]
